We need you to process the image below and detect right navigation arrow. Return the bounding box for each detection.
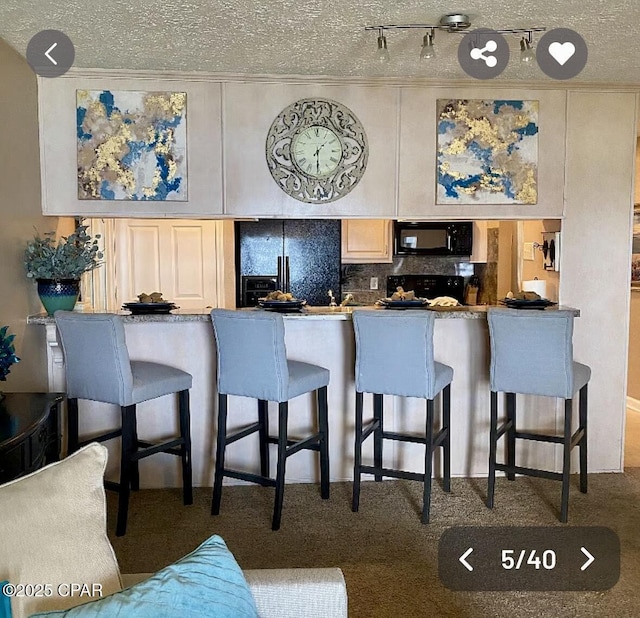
[581,546,595,571]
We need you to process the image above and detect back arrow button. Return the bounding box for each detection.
[26,30,75,77]
[459,547,474,572]
[44,43,58,65]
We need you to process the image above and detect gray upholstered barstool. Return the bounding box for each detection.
[352,310,453,524]
[210,309,330,530]
[486,308,590,522]
[54,311,193,536]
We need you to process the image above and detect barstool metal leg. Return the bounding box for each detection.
[272,402,289,531]
[506,392,516,481]
[67,398,79,455]
[130,413,140,492]
[258,399,269,478]
[373,394,383,482]
[179,389,193,505]
[579,385,588,494]
[352,391,364,513]
[560,398,573,523]
[116,404,136,537]
[442,384,451,493]
[487,391,498,509]
[318,386,330,500]
[422,398,435,524]
[211,393,228,516]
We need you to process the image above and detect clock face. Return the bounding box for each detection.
[265,98,368,204]
[292,126,343,179]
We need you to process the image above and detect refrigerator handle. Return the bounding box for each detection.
[284,256,290,293]
[277,256,283,291]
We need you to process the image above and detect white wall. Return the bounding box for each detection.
[563,91,637,472]
[0,40,56,390]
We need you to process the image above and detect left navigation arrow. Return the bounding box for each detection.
[26,30,75,77]
[44,42,58,65]
[459,547,474,572]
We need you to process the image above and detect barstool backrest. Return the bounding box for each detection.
[487,308,575,398]
[353,310,438,399]
[211,309,289,401]
[54,311,133,405]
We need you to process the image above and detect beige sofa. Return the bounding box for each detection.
[121,569,347,618]
[0,443,347,618]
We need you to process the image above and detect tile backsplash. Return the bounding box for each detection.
[341,256,478,304]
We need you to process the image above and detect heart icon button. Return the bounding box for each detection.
[548,41,575,66]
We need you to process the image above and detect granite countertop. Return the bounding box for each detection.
[27,304,579,324]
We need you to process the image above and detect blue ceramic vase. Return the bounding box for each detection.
[36,279,81,316]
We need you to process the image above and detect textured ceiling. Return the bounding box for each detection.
[1,0,640,83]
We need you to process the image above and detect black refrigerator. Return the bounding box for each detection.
[235,219,341,307]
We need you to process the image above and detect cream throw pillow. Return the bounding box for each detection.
[0,443,122,618]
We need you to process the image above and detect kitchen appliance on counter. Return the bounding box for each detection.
[394,221,473,256]
[241,276,278,307]
[235,220,341,307]
[386,275,465,304]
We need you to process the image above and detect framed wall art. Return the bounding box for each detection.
[38,73,222,217]
[436,99,539,205]
[77,90,187,201]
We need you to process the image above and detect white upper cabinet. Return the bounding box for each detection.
[222,82,398,218]
[398,88,567,220]
[38,74,223,217]
[341,220,393,263]
[37,72,572,221]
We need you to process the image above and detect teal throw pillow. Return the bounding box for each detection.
[30,535,257,618]
[1,581,12,618]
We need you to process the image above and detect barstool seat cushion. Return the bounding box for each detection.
[573,362,591,395]
[491,360,591,398]
[129,361,193,406]
[286,360,330,401]
[433,362,455,398]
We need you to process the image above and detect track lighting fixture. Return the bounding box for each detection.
[365,13,545,65]
[375,28,390,63]
[520,34,536,63]
[420,30,436,60]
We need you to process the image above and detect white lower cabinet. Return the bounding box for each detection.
[341,220,393,263]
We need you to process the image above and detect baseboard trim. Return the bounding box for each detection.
[627,396,640,413]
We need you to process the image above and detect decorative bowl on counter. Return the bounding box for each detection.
[258,299,307,311]
[122,302,178,315]
[499,298,557,309]
[376,298,429,308]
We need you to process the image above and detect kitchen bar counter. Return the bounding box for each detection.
[28,303,577,489]
[27,304,579,325]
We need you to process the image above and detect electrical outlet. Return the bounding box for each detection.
[370,277,378,290]
[523,242,535,261]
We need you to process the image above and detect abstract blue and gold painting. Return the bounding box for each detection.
[77,90,187,201]
[437,99,538,205]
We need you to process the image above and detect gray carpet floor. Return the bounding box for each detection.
[108,471,640,617]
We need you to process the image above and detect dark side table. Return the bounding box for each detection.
[0,392,64,484]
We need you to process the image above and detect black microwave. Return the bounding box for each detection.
[394,221,473,256]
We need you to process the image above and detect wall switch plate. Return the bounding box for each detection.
[370,277,378,290]
[523,242,535,261]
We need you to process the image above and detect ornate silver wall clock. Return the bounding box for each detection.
[265,98,369,204]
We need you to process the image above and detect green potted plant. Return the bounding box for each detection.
[24,224,103,315]
[0,325,19,400]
